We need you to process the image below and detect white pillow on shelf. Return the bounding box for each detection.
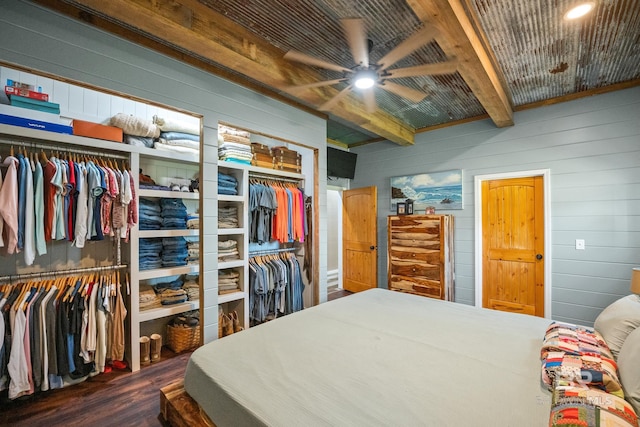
[617,326,640,414]
[594,294,640,358]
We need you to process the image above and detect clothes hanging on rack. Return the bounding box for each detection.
[0,147,137,265]
[248,252,304,325]
[0,271,128,399]
[249,179,307,244]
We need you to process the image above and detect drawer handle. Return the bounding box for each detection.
[412,268,416,272]
[412,253,416,257]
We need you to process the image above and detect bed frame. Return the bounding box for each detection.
[160,380,215,427]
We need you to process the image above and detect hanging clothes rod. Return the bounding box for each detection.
[249,172,303,184]
[249,247,297,257]
[0,138,129,160]
[0,264,128,283]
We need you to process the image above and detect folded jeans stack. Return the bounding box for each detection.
[187,212,199,229]
[218,172,238,196]
[140,238,163,270]
[153,276,187,305]
[162,237,188,267]
[139,198,162,230]
[219,269,240,294]
[218,239,240,262]
[218,206,238,229]
[185,237,199,265]
[160,198,187,229]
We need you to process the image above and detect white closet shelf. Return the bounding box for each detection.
[218,260,244,269]
[138,265,199,280]
[0,124,199,164]
[138,300,199,322]
[218,195,244,202]
[218,228,244,235]
[138,189,199,199]
[139,229,199,238]
[219,160,304,180]
[218,291,244,304]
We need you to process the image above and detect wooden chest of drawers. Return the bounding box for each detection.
[387,214,455,300]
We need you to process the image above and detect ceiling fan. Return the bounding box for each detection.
[282,18,458,113]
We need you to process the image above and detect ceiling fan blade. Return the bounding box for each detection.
[386,59,458,79]
[379,81,428,103]
[318,85,353,111]
[284,50,352,73]
[378,26,439,71]
[283,79,346,92]
[341,18,369,68]
[362,89,376,113]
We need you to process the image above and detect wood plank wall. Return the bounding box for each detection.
[352,87,640,326]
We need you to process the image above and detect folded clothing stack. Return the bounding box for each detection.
[160,198,187,229]
[162,237,188,267]
[218,125,252,165]
[218,269,240,294]
[139,198,162,230]
[170,310,200,327]
[155,276,187,305]
[183,273,199,301]
[186,237,199,265]
[218,239,240,262]
[139,238,163,270]
[154,116,200,154]
[139,284,161,310]
[110,113,160,138]
[187,212,199,229]
[218,206,238,229]
[218,172,238,196]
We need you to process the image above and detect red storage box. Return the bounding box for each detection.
[73,119,123,142]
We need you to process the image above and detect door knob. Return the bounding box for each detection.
[370,245,376,250]
[536,254,543,260]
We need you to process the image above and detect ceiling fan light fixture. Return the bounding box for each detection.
[564,2,595,20]
[353,69,377,89]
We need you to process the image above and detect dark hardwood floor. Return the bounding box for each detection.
[0,290,353,426]
[0,349,191,426]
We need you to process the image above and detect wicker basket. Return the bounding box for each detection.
[166,324,200,353]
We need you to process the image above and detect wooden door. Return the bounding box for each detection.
[342,186,377,292]
[482,176,545,317]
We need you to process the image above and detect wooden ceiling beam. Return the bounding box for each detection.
[39,0,415,145]
[407,0,514,128]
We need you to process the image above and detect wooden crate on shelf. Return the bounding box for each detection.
[272,146,301,173]
[251,143,275,169]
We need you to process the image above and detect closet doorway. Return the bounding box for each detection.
[342,186,378,293]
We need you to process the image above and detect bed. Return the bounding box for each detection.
[180,289,554,426]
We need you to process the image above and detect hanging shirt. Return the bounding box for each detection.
[0,156,20,253]
[23,155,35,265]
[16,154,27,251]
[43,158,57,242]
[0,155,4,248]
[73,162,88,248]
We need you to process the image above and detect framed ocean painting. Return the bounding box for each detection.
[390,169,463,211]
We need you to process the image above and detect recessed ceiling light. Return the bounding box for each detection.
[564,2,595,20]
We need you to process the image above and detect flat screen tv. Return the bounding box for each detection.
[327,147,357,179]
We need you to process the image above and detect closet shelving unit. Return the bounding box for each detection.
[131,143,201,371]
[0,122,203,373]
[216,158,304,333]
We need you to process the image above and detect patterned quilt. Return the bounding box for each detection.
[542,322,639,427]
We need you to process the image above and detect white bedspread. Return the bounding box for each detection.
[185,288,552,426]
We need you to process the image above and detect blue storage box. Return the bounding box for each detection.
[0,113,73,134]
[9,95,60,114]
